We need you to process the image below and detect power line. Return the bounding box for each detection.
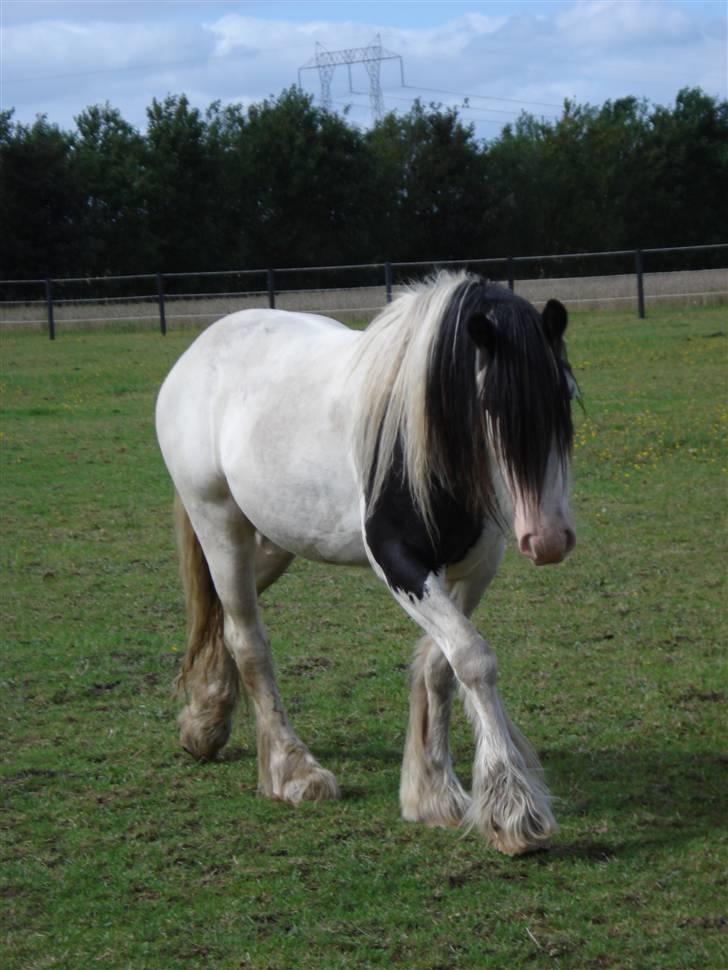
[341,86,559,126]
[401,83,562,110]
[335,98,520,126]
[375,90,558,118]
[297,36,562,124]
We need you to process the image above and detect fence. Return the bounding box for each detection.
[1,243,726,339]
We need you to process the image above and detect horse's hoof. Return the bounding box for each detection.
[401,785,472,829]
[280,767,341,804]
[178,706,231,761]
[491,833,554,856]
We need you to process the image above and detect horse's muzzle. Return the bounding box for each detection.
[519,527,576,565]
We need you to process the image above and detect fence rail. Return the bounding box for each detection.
[1,243,726,339]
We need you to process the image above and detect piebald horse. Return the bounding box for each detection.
[155,271,577,855]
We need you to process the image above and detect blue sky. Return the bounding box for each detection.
[1,0,726,137]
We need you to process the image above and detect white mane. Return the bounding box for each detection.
[352,270,475,534]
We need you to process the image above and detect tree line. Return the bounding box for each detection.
[1,85,726,281]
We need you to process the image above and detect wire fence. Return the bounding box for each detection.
[1,243,726,339]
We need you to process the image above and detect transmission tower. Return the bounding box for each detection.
[298,35,404,123]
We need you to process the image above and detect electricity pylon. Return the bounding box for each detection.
[298,35,404,123]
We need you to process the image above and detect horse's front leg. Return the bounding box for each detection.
[400,632,471,828]
[400,553,503,829]
[405,580,555,854]
[369,542,556,855]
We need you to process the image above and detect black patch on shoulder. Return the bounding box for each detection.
[365,445,483,599]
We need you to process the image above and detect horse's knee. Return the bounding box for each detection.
[451,638,497,690]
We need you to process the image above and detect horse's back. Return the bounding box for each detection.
[157,307,356,425]
[170,307,353,369]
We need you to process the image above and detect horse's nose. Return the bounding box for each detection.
[519,527,575,565]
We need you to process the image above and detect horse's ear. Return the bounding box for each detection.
[467,311,497,356]
[542,299,568,347]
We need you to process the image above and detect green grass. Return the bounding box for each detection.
[1,307,726,969]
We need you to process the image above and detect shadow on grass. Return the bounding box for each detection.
[545,746,725,816]
[184,736,725,860]
[532,746,727,862]
[332,741,724,858]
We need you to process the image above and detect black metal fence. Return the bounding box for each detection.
[1,243,726,340]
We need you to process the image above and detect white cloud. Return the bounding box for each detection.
[556,0,696,48]
[206,13,319,58]
[1,1,724,134]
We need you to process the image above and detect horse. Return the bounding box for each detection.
[155,270,577,856]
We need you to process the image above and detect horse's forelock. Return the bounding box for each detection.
[426,276,573,519]
[425,277,493,521]
[478,289,573,504]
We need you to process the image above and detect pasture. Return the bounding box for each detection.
[1,305,726,968]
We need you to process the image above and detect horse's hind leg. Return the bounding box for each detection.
[181,497,339,802]
[176,494,294,760]
[245,535,339,801]
[175,494,239,760]
[228,550,340,803]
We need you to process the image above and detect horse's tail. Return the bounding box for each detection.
[174,493,239,704]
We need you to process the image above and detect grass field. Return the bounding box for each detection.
[1,305,726,969]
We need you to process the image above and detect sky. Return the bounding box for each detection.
[1,0,726,138]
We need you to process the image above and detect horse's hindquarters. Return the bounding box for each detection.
[157,309,367,567]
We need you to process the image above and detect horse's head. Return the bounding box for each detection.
[468,286,577,566]
[358,271,577,559]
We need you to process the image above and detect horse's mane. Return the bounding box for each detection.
[352,271,573,535]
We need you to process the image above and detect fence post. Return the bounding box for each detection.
[384,261,393,303]
[156,273,167,335]
[635,249,646,319]
[45,279,55,341]
[267,269,276,309]
[507,257,515,291]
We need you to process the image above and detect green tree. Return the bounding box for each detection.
[487,89,728,256]
[484,111,552,256]
[220,87,374,268]
[634,87,728,247]
[535,97,650,253]
[143,94,217,271]
[367,102,491,260]
[0,113,82,278]
[1,86,726,282]
[74,103,149,274]
[203,100,251,268]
